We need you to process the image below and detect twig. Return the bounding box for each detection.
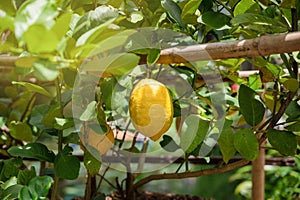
[131,159,250,191]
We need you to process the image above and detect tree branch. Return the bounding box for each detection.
[131,159,250,191]
[1,32,300,67]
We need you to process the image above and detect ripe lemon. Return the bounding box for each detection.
[83,123,114,155]
[129,78,174,141]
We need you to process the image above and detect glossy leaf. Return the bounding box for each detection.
[73,5,118,40]
[15,56,37,68]
[0,183,23,200]
[8,143,55,162]
[285,121,300,132]
[147,48,161,65]
[9,121,33,142]
[0,0,17,16]
[82,53,140,75]
[12,81,51,97]
[53,118,74,130]
[283,78,299,92]
[234,0,260,16]
[231,13,288,33]
[199,11,231,29]
[83,150,101,176]
[248,73,262,90]
[267,130,297,156]
[79,101,97,121]
[51,12,72,40]
[161,0,185,28]
[159,135,180,152]
[181,0,202,23]
[32,60,60,81]
[19,176,53,200]
[24,24,59,53]
[218,127,236,163]
[285,101,300,120]
[17,167,36,185]
[54,146,80,180]
[29,104,51,129]
[234,129,258,161]
[238,84,264,126]
[180,115,209,154]
[14,0,58,39]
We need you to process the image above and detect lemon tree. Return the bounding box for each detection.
[0,0,300,200]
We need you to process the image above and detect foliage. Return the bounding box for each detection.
[0,0,299,199]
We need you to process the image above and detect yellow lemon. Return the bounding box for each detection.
[82,123,114,155]
[129,78,174,141]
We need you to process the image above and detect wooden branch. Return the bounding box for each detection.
[156,31,300,64]
[131,159,250,191]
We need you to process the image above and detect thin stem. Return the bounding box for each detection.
[131,159,250,191]
[20,93,36,122]
[96,172,118,190]
[50,78,64,200]
[155,64,163,80]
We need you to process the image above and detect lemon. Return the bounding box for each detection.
[83,124,114,155]
[129,78,174,141]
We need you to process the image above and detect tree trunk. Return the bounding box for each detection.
[251,145,265,200]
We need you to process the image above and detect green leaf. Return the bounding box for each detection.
[54,146,80,180]
[231,13,288,33]
[32,59,60,82]
[181,0,202,23]
[199,11,231,29]
[51,12,72,40]
[29,104,51,129]
[285,121,300,132]
[147,48,161,65]
[254,57,283,77]
[283,78,299,92]
[0,158,23,181]
[218,127,236,164]
[54,118,74,130]
[29,176,53,198]
[82,53,140,75]
[83,150,101,176]
[267,130,297,156]
[42,105,62,128]
[285,101,300,120]
[19,186,32,200]
[264,92,281,113]
[159,135,180,152]
[12,81,51,97]
[8,143,55,162]
[0,183,23,200]
[17,167,36,186]
[14,0,59,39]
[161,0,185,28]
[0,15,14,33]
[24,24,59,53]
[8,121,33,142]
[0,0,17,16]
[76,18,116,47]
[238,84,265,126]
[73,5,118,40]
[62,68,78,88]
[15,56,37,68]
[19,176,53,200]
[234,129,258,160]
[80,101,97,121]
[234,0,260,16]
[180,115,209,154]
[248,73,262,90]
